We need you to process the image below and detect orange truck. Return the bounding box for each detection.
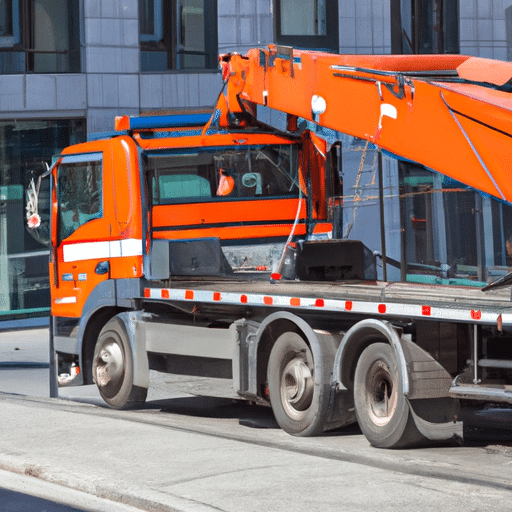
[30,46,512,448]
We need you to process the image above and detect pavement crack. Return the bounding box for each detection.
[159,464,281,487]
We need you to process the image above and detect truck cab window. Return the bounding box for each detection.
[148,145,299,205]
[57,156,102,242]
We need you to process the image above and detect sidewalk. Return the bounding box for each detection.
[1,392,512,512]
[1,329,512,511]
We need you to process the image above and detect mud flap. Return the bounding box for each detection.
[407,398,463,442]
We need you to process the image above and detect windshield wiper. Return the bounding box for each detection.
[482,270,512,292]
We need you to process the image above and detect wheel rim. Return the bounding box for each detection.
[95,338,125,395]
[280,354,314,420]
[364,360,398,427]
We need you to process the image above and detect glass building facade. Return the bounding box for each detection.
[0,119,85,321]
[1,0,511,327]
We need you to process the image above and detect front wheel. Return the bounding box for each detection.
[354,343,425,448]
[92,317,147,409]
[267,332,329,436]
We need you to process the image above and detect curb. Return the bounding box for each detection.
[0,457,220,512]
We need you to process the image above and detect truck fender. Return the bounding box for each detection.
[107,311,150,389]
[333,318,409,395]
[249,311,338,398]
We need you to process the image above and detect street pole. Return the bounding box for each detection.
[49,315,58,398]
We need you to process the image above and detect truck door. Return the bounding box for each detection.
[50,137,143,318]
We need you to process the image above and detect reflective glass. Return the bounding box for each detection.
[0,119,85,318]
[140,0,216,71]
[57,159,103,243]
[280,0,327,36]
[148,145,298,205]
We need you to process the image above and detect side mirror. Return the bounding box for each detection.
[25,166,51,247]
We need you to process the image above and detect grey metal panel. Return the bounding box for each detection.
[55,75,87,110]
[198,73,223,107]
[84,0,101,17]
[122,19,139,46]
[101,18,123,47]
[0,75,24,111]
[116,278,143,307]
[54,335,79,355]
[146,240,170,280]
[85,18,102,45]
[25,75,57,110]
[101,74,119,107]
[162,74,179,108]
[118,74,140,108]
[140,75,164,110]
[86,74,103,108]
[145,322,236,360]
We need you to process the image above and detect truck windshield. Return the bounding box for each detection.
[147,145,299,205]
[57,154,102,243]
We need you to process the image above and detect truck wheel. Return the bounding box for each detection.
[267,332,328,436]
[354,343,424,448]
[93,318,147,409]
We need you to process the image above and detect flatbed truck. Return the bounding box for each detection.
[28,46,512,448]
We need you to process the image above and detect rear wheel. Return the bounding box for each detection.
[267,332,328,436]
[92,317,147,409]
[354,342,425,448]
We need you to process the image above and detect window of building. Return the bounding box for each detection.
[391,0,459,54]
[398,162,512,286]
[0,0,80,73]
[273,0,338,52]
[139,0,218,71]
[0,0,18,47]
[0,119,85,320]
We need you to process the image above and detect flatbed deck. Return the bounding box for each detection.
[144,275,512,326]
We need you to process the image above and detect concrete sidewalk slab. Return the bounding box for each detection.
[1,393,512,512]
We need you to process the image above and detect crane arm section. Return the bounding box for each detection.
[220,47,512,203]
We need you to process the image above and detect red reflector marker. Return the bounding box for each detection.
[378,304,386,314]
[290,298,300,306]
[162,289,170,299]
[345,301,353,311]
[264,296,273,305]
[422,305,431,316]
[143,288,150,298]
[213,292,221,301]
[240,295,248,304]
[471,310,481,320]
[315,299,325,307]
[271,273,282,281]
[185,290,194,300]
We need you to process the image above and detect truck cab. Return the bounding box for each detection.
[48,112,331,323]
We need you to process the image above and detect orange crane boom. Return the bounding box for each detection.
[220,46,512,203]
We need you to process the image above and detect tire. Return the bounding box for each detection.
[354,342,425,448]
[92,317,147,409]
[267,332,329,436]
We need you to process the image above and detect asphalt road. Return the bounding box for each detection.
[0,487,91,512]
